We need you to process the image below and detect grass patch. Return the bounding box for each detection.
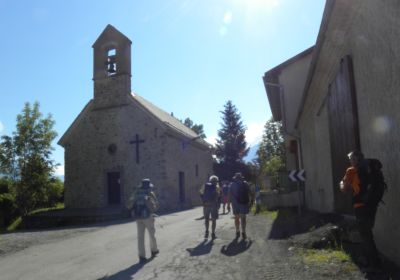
[6,217,22,232]
[299,248,358,273]
[299,248,351,265]
[6,203,65,232]
[29,202,65,215]
[252,205,278,220]
[300,248,351,264]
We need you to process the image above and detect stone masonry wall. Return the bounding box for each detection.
[298,0,400,265]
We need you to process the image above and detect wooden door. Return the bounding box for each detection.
[328,55,360,214]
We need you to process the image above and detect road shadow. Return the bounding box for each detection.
[268,207,342,239]
[186,239,214,256]
[97,261,147,280]
[220,238,252,256]
[268,208,400,279]
[341,241,400,280]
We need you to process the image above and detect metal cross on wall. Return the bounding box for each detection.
[129,134,145,164]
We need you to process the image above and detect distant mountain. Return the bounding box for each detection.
[244,143,260,163]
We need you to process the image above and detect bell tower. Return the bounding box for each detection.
[92,25,132,109]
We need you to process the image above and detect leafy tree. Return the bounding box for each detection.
[214,101,249,180]
[0,102,59,215]
[257,118,285,164]
[0,135,17,179]
[181,117,206,139]
[256,118,285,188]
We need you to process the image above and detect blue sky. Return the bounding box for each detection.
[0,0,325,176]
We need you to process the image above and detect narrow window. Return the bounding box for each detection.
[195,164,199,177]
[107,48,117,76]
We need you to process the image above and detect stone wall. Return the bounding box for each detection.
[297,0,400,265]
[163,133,213,210]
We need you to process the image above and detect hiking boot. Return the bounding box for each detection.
[235,231,240,239]
[139,256,147,264]
[204,231,209,239]
[151,250,159,258]
[242,232,247,240]
[211,232,216,239]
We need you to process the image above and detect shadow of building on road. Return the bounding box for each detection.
[268,207,341,239]
[267,207,400,279]
[97,261,146,280]
[220,238,252,257]
[186,239,214,256]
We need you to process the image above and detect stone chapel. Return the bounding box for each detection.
[58,25,213,211]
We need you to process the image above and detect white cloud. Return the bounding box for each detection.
[0,121,3,134]
[245,122,265,146]
[54,165,64,176]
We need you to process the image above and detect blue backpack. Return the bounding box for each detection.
[133,189,151,219]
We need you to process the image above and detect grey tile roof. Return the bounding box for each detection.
[131,93,200,139]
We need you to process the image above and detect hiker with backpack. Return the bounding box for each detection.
[229,172,251,240]
[129,178,159,263]
[199,175,221,239]
[340,150,387,272]
[221,181,231,214]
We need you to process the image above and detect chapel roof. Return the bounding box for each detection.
[131,93,210,147]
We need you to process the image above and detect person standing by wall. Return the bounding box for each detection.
[199,175,221,239]
[340,151,382,272]
[129,178,159,263]
[229,172,251,240]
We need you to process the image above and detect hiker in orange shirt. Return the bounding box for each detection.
[340,150,381,272]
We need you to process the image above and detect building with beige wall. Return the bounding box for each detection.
[265,0,400,266]
[264,47,313,173]
[58,25,213,212]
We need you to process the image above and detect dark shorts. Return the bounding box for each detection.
[203,205,218,220]
[231,200,249,215]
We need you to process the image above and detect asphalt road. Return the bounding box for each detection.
[0,207,365,280]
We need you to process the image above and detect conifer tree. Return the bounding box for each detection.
[182,117,206,139]
[214,101,249,180]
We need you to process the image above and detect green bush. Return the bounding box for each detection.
[0,177,17,227]
[45,178,64,206]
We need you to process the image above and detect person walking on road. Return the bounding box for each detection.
[199,175,221,239]
[229,172,251,240]
[340,151,383,272]
[254,184,261,215]
[129,178,159,263]
[221,181,231,214]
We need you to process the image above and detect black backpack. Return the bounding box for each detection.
[236,181,250,204]
[361,158,388,208]
[202,183,217,204]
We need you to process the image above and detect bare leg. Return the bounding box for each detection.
[241,214,247,239]
[211,219,216,233]
[234,215,240,238]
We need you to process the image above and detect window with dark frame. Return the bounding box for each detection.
[195,164,199,177]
